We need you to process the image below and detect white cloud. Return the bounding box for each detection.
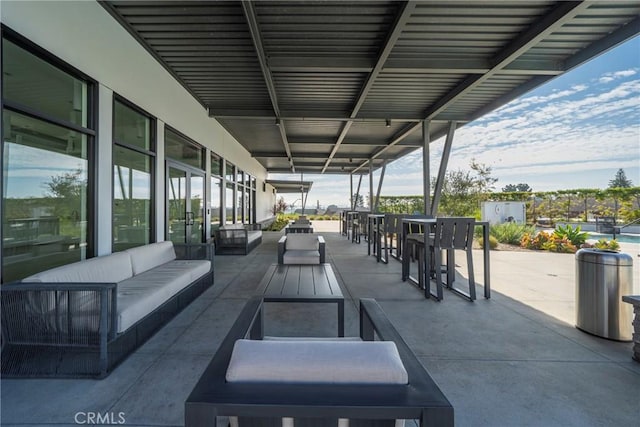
[598,69,638,84]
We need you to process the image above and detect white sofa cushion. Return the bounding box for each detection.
[116,261,195,332]
[226,339,408,384]
[285,234,319,251]
[169,259,211,282]
[125,241,176,275]
[283,250,320,265]
[247,230,262,244]
[23,251,134,283]
[221,223,245,230]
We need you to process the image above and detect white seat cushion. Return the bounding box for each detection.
[125,241,176,275]
[226,340,408,384]
[22,251,133,283]
[116,262,194,332]
[247,230,262,244]
[283,250,320,265]
[285,234,319,250]
[169,259,211,282]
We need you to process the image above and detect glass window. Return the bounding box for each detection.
[2,110,89,282]
[237,188,244,223]
[237,170,245,188]
[113,146,152,251]
[211,153,222,177]
[112,98,154,251]
[225,161,235,183]
[210,177,222,234]
[165,128,204,169]
[225,182,235,223]
[2,39,88,127]
[114,100,152,151]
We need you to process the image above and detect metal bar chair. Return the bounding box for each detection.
[429,218,476,301]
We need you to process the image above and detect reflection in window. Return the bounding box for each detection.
[2,39,88,127]
[225,183,235,223]
[2,110,89,282]
[165,128,204,169]
[113,146,151,251]
[114,101,151,151]
[210,177,222,234]
[237,188,244,223]
[211,153,222,177]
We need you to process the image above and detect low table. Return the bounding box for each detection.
[257,263,344,337]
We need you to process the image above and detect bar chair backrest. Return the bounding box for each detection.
[433,217,475,250]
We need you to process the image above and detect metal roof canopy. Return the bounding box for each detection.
[266,179,313,194]
[102,1,640,176]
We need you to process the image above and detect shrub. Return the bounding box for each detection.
[264,215,289,231]
[593,238,620,251]
[478,235,499,250]
[553,224,588,246]
[521,231,577,253]
[490,222,535,245]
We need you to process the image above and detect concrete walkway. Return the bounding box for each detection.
[1,221,639,427]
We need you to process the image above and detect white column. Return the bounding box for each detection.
[156,121,166,242]
[96,84,113,256]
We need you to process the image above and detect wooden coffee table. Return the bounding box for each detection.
[256,263,345,337]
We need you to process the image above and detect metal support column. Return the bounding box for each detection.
[431,121,457,217]
[369,159,374,211]
[350,174,354,210]
[354,174,363,210]
[373,161,387,213]
[422,120,431,215]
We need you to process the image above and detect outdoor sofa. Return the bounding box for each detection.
[185,296,453,427]
[1,241,213,378]
[278,234,325,264]
[215,223,262,255]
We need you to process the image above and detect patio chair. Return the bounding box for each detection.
[428,217,476,301]
[352,212,369,243]
[278,234,325,264]
[185,297,454,427]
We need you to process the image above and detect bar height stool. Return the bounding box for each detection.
[429,217,476,301]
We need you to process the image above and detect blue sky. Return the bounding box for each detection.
[273,36,640,209]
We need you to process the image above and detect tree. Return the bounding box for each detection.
[350,194,365,209]
[271,196,288,215]
[435,159,497,217]
[609,168,633,188]
[502,183,532,192]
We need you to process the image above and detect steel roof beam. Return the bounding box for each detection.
[321,1,417,173]
[351,1,590,174]
[252,152,399,160]
[211,109,466,123]
[422,1,589,121]
[241,1,294,172]
[268,57,564,76]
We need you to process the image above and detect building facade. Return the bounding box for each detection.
[1,1,276,283]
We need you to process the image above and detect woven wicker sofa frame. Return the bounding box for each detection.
[185,297,454,427]
[215,224,262,255]
[0,243,214,379]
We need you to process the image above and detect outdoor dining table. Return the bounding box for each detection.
[401,218,491,299]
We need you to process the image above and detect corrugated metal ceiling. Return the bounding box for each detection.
[102,1,640,175]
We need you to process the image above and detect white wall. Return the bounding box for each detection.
[1,0,274,223]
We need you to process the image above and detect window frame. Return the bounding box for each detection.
[1,25,98,282]
[111,95,157,251]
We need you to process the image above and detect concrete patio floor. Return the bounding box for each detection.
[2,221,639,427]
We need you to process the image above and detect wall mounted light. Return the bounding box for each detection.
[385,119,391,128]
[275,118,281,126]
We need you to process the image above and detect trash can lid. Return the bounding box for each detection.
[575,248,633,266]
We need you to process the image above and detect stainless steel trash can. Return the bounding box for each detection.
[575,249,634,341]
